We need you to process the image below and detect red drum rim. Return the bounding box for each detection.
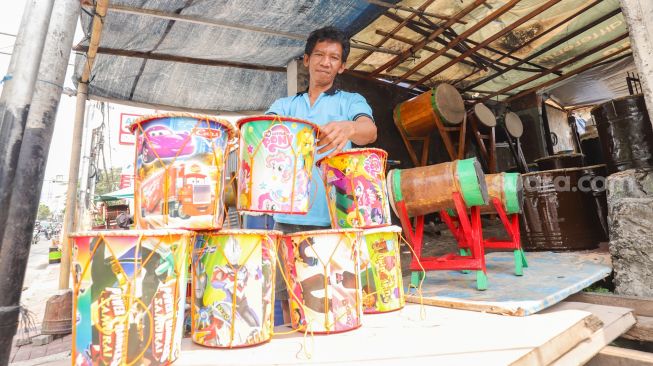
[194,229,283,236]
[191,337,272,349]
[129,112,237,140]
[236,115,320,132]
[69,229,193,237]
[316,147,388,168]
[285,228,362,237]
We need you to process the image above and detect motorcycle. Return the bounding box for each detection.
[32,228,41,245]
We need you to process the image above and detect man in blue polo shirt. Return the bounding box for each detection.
[266,26,377,321]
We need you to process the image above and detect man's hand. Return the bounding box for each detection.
[317,121,355,156]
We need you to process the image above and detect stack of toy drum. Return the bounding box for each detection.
[69,112,407,365]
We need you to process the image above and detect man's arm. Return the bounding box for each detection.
[316,116,377,155]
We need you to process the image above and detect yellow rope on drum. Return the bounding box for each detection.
[398,233,427,320]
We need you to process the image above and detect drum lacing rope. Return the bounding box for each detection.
[319,151,389,228]
[271,236,315,359]
[398,233,427,321]
[241,115,318,214]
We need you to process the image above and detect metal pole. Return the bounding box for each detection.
[0,0,55,252]
[58,82,87,290]
[0,0,77,362]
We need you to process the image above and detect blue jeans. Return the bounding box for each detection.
[274,222,329,300]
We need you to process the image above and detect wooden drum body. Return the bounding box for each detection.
[281,229,363,334]
[237,116,318,214]
[394,83,465,137]
[70,230,192,365]
[131,113,236,230]
[317,148,391,229]
[191,229,281,348]
[481,173,523,214]
[387,158,488,218]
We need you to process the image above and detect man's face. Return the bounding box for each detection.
[304,40,346,86]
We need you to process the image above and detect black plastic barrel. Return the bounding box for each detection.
[580,125,605,166]
[591,95,653,174]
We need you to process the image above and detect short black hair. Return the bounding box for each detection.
[305,27,350,62]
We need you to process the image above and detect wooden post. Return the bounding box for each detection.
[620,0,653,127]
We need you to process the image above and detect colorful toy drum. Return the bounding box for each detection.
[131,113,237,230]
[70,230,192,366]
[359,226,404,314]
[281,229,363,334]
[191,229,281,348]
[317,148,392,229]
[236,115,319,214]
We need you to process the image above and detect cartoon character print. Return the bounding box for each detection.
[257,152,293,211]
[238,161,251,208]
[296,127,315,171]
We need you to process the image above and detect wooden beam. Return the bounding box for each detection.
[365,0,467,25]
[81,1,109,83]
[409,0,563,88]
[463,7,622,92]
[99,3,394,55]
[489,33,628,101]
[73,45,286,72]
[454,0,605,86]
[589,345,653,366]
[622,315,653,342]
[370,0,488,77]
[374,30,478,68]
[567,292,653,317]
[391,0,519,81]
[87,93,264,115]
[349,0,438,69]
[505,43,631,102]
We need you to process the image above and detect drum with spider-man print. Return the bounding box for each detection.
[130,113,237,230]
[281,229,363,334]
[317,148,391,229]
[191,229,281,348]
[236,115,319,215]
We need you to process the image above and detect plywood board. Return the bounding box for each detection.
[549,302,636,366]
[405,251,612,316]
[177,303,602,365]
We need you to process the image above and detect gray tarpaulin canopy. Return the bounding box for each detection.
[73,0,392,113]
[74,0,633,109]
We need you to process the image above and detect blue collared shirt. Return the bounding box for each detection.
[266,88,374,226]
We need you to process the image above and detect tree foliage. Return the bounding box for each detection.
[37,203,52,220]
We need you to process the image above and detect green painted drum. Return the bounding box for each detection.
[360,226,404,314]
[386,158,489,218]
[481,172,523,214]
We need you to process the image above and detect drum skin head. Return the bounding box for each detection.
[505,112,524,138]
[434,83,465,124]
[473,103,496,128]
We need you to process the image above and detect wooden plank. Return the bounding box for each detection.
[176,303,602,365]
[588,346,653,366]
[566,292,653,317]
[549,302,637,366]
[405,251,613,316]
[74,45,286,72]
[623,315,653,342]
[365,0,467,24]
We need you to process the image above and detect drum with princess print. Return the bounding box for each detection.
[281,229,363,334]
[70,229,192,366]
[131,113,237,230]
[236,115,319,215]
[191,229,281,348]
[360,226,404,314]
[317,148,391,229]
